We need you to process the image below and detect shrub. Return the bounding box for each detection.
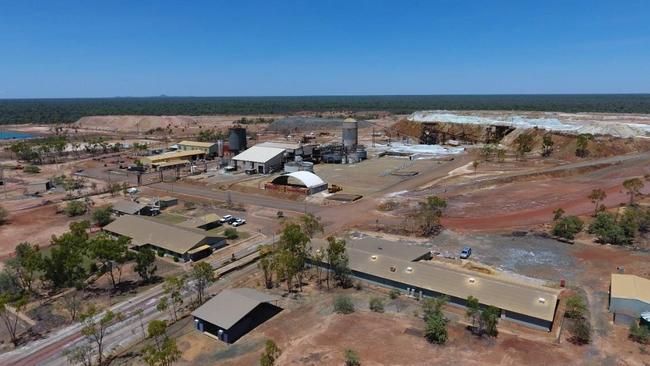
[224,228,239,240]
[344,349,360,366]
[0,204,8,225]
[184,201,196,210]
[569,318,591,345]
[173,256,179,263]
[377,200,399,211]
[23,165,41,174]
[629,323,650,344]
[565,295,587,319]
[354,281,363,290]
[369,297,384,313]
[333,295,355,314]
[588,212,629,245]
[276,211,284,218]
[91,206,113,227]
[424,311,448,344]
[552,216,584,240]
[64,200,87,217]
[157,250,165,257]
[389,289,401,299]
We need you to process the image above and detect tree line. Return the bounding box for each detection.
[2,94,650,124]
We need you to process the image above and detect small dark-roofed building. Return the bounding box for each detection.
[192,288,282,343]
[111,200,147,216]
[25,180,53,195]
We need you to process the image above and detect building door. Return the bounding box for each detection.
[258,165,264,174]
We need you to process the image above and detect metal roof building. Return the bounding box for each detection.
[256,141,316,159]
[610,274,650,324]
[141,150,206,167]
[192,288,282,343]
[103,215,224,261]
[111,200,147,216]
[269,171,328,194]
[231,146,285,174]
[311,238,561,331]
[177,213,222,230]
[177,141,218,156]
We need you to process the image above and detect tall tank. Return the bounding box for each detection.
[228,127,247,153]
[342,118,358,151]
[216,140,224,157]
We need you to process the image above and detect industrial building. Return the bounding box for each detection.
[192,288,282,343]
[111,200,150,216]
[610,274,650,324]
[311,238,561,331]
[177,141,219,157]
[266,171,328,195]
[141,150,206,170]
[231,146,285,174]
[256,141,317,160]
[103,215,225,261]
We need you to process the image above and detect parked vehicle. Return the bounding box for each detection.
[459,247,472,259]
[220,215,233,224]
[232,218,246,227]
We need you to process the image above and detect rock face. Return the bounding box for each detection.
[407,110,650,139]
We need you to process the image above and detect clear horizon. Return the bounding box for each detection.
[2,0,649,98]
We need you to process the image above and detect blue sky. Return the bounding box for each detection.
[1,0,649,98]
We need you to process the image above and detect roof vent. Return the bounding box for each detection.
[370,255,377,261]
[468,277,476,284]
[389,266,396,272]
[405,267,413,273]
[538,297,546,304]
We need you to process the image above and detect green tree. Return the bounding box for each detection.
[412,196,447,236]
[472,160,480,174]
[575,134,591,157]
[23,165,41,174]
[344,349,361,366]
[369,297,385,313]
[466,296,480,333]
[258,245,276,289]
[479,305,500,337]
[162,276,184,322]
[260,339,282,366]
[0,295,28,346]
[64,200,88,217]
[88,233,130,290]
[588,212,628,245]
[541,133,554,157]
[275,222,310,292]
[565,295,587,319]
[552,207,565,221]
[514,133,534,160]
[80,305,124,366]
[587,189,607,216]
[91,206,113,227]
[552,216,584,240]
[142,320,181,366]
[422,296,448,321]
[299,213,324,238]
[134,248,158,283]
[191,262,215,305]
[424,311,448,344]
[623,178,644,205]
[333,295,355,314]
[326,236,350,289]
[5,242,42,294]
[0,204,8,225]
[41,222,90,288]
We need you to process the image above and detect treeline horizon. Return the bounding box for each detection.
[1,94,650,125]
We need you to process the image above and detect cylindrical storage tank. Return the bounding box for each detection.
[300,161,314,172]
[342,118,358,151]
[228,127,247,153]
[216,140,224,157]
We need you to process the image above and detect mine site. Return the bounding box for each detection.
[2,2,650,366]
[0,104,649,366]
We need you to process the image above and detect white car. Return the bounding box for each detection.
[232,218,246,227]
[220,215,233,224]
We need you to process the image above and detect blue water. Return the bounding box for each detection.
[0,131,34,140]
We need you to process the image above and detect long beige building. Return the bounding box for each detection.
[312,238,561,331]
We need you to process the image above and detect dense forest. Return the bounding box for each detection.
[1,94,650,125]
